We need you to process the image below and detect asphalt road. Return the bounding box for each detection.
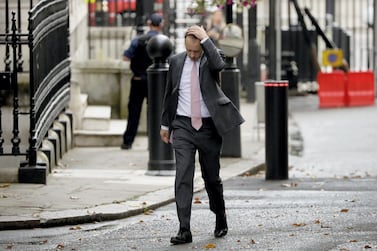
[1,174,377,251]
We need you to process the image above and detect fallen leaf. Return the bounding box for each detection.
[340,209,349,213]
[69,226,82,230]
[0,194,8,198]
[6,244,13,249]
[241,171,253,177]
[364,245,372,249]
[56,244,65,249]
[314,220,321,224]
[292,223,306,227]
[194,197,202,204]
[0,183,10,188]
[250,239,257,244]
[281,182,298,188]
[204,243,216,249]
[144,209,154,215]
[69,196,79,200]
[236,239,241,243]
[349,240,358,243]
[39,240,48,244]
[86,210,95,215]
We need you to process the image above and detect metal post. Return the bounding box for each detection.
[325,0,335,28]
[268,0,281,80]
[264,80,288,180]
[221,2,242,158]
[246,5,260,103]
[146,34,175,176]
[135,0,144,35]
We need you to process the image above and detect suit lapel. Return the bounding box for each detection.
[172,53,187,93]
[199,56,206,87]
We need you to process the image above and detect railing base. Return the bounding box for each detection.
[18,162,47,184]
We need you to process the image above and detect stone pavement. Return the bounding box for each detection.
[1,94,376,231]
[0,101,265,230]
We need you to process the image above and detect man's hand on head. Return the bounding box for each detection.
[186,25,209,41]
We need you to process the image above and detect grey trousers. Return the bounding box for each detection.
[171,116,225,230]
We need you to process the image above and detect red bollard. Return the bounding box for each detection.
[317,71,347,108]
[346,71,375,106]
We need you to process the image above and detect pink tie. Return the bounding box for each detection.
[190,61,202,130]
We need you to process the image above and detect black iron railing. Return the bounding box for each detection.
[0,0,70,184]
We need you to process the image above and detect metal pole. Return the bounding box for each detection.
[221,2,242,158]
[146,34,175,176]
[246,4,260,103]
[264,80,288,180]
[135,0,144,34]
[268,0,281,80]
[268,0,277,80]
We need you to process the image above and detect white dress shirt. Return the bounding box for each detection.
[161,38,211,131]
[176,57,211,118]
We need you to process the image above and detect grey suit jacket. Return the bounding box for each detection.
[161,38,245,137]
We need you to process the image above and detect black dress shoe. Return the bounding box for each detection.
[170,229,192,245]
[214,213,228,238]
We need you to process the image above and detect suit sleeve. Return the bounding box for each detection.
[161,58,174,128]
[201,38,226,71]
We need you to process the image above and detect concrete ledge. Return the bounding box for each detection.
[74,119,126,147]
[82,106,111,131]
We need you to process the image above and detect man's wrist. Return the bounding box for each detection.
[200,37,209,44]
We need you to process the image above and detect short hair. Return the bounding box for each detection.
[184,32,198,40]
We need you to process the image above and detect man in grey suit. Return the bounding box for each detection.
[160,25,244,245]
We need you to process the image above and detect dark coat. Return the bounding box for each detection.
[161,38,244,137]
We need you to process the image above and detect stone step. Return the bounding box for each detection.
[74,119,126,147]
[82,105,111,131]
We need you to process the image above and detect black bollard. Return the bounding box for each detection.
[264,80,288,180]
[145,34,175,176]
[220,63,242,157]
